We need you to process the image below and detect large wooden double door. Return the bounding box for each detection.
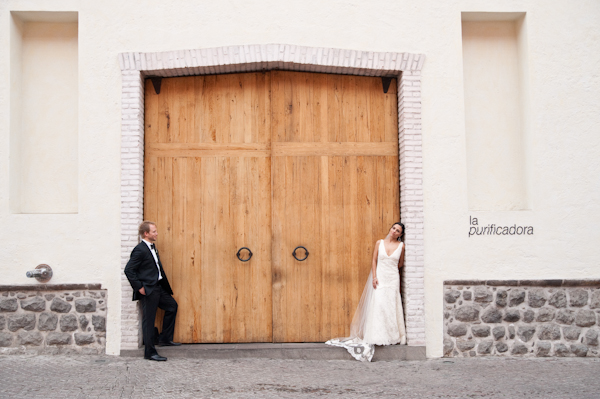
[144,71,399,343]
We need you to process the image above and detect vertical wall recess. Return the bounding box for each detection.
[462,12,530,211]
[10,12,78,213]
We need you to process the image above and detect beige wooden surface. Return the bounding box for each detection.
[144,73,273,343]
[271,71,399,342]
[144,71,398,343]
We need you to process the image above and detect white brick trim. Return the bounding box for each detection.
[119,44,425,350]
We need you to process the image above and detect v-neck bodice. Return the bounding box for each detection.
[380,240,402,258]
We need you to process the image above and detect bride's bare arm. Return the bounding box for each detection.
[398,243,405,270]
[372,240,380,288]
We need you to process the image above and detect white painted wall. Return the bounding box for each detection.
[0,0,598,357]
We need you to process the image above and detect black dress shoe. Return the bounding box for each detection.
[158,341,182,346]
[145,354,167,361]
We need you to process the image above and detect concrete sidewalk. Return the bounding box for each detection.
[1,354,599,398]
[120,343,426,361]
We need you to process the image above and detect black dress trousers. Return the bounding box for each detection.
[140,284,178,358]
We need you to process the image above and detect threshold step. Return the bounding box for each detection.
[120,343,426,361]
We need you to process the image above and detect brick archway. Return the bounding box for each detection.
[118,44,425,350]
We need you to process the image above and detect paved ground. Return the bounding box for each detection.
[1,355,599,398]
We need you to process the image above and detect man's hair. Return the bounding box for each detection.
[138,221,156,238]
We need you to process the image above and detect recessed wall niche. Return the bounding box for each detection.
[10,11,78,213]
[462,12,530,211]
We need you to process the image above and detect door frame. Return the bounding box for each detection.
[118,44,425,351]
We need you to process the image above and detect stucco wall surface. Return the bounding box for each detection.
[0,0,599,357]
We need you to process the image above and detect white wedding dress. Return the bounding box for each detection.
[326,240,406,361]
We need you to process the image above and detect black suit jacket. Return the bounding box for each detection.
[124,241,173,301]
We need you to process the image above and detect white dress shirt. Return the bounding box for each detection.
[142,239,162,281]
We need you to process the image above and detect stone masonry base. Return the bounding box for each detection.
[444,280,600,358]
[0,284,107,355]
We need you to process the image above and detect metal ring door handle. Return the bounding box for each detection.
[292,246,309,261]
[236,247,253,262]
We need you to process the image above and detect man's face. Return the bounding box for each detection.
[144,224,158,242]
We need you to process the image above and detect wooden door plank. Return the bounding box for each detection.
[144,157,158,223]
[183,77,195,144]
[271,71,284,143]
[382,156,394,228]
[328,156,344,338]
[245,158,255,340]
[153,157,173,332]
[284,72,295,143]
[201,157,217,342]
[369,78,385,143]
[357,155,374,314]
[287,155,301,342]
[191,76,204,144]
[384,78,399,143]
[298,156,311,340]
[340,75,357,142]
[355,77,370,143]
[271,156,286,342]
[222,157,233,342]
[296,73,312,142]
[257,156,273,341]
[143,77,158,222]
[260,72,272,144]
[201,75,217,143]
[167,78,182,144]
[229,156,242,341]
[171,157,187,341]
[259,72,273,342]
[229,74,243,144]
[271,70,287,342]
[243,73,254,144]
[373,156,385,241]
[272,142,397,157]
[145,79,160,145]
[303,156,321,340]
[313,73,327,144]
[214,75,229,144]
[327,74,342,143]
[319,155,330,340]
[145,142,271,158]
[190,157,203,342]
[241,157,251,341]
[157,78,170,144]
[345,155,359,336]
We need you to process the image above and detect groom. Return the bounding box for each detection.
[124,221,181,361]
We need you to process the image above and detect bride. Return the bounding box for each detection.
[326,222,407,361]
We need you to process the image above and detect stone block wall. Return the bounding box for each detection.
[0,284,107,354]
[444,280,600,358]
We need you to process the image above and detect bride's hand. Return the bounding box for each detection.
[372,277,378,288]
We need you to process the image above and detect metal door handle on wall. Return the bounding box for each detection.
[292,246,309,261]
[236,247,253,262]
